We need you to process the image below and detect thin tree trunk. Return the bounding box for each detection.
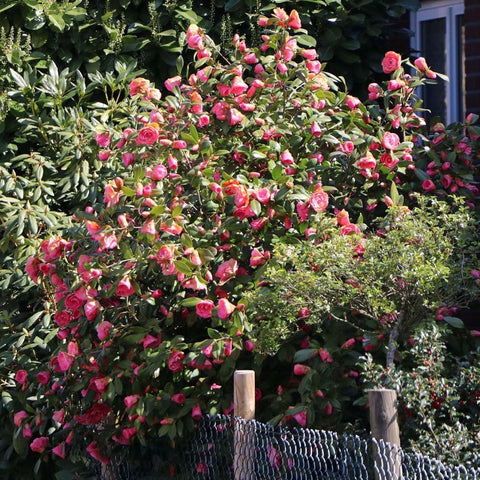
[386,311,403,368]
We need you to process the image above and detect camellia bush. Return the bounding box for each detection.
[7,7,479,476]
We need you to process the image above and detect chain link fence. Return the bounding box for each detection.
[93,415,480,479]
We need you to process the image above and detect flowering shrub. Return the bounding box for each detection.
[10,7,479,471]
[360,322,480,465]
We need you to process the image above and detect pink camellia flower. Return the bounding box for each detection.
[148,164,168,180]
[52,409,65,424]
[36,371,50,385]
[414,57,437,79]
[30,436,48,453]
[339,141,354,155]
[172,140,187,149]
[301,48,317,60]
[124,395,140,409]
[168,349,185,372]
[98,150,111,161]
[84,299,101,321]
[387,79,404,91]
[341,223,361,235]
[97,321,113,341]
[381,51,401,74]
[186,24,204,50]
[15,369,28,385]
[217,298,236,320]
[22,423,32,439]
[197,114,210,127]
[293,364,310,376]
[231,76,248,96]
[381,132,400,150]
[309,186,329,213]
[281,149,294,165]
[191,404,202,420]
[94,132,110,147]
[311,122,322,137]
[357,155,376,170]
[380,153,399,169]
[336,209,350,226]
[325,402,333,415]
[422,179,436,192]
[287,9,302,29]
[140,334,162,349]
[41,236,70,262]
[52,442,66,459]
[14,410,28,427]
[26,256,41,284]
[165,75,182,92]
[293,410,307,427]
[341,338,356,349]
[250,248,270,267]
[273,7,288,22]
[253,188,271,204]
[229,108,246,126]
[137,126,159,146]
[224,339,233,356]
[196,299,215,318]
[116,276,135,297]
[86,441,110,464]
[171,393,186,405]
[129,77,150,96]
[182,276,207,291]
[215,258,238,283]
[245,340,255,352]
[57,351,74,372]
[243,52,258,64]
[345,95,361,110]
[368,82,381,100]
[268,446,282,468]
[122,153,135,167]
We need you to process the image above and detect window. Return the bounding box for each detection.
[411,0,465,124]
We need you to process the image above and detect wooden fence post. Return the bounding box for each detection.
[368,389,402,480]
[234,370,256,480]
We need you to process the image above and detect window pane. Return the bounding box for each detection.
[421,17,446,123]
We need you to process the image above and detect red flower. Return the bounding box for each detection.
[191,404,202,420]
[75,403,111,426]
[86,441,110,464]
[116,276,135,297]
[168,350,185,372]
[195,299,215,318]
[30,437,48,453]
[309,186,329,213]
[15,369,28,385]
[381,51,401,74]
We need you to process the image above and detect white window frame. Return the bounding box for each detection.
[410,0,465,124]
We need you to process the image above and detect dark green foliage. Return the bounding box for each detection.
[0,0,419,92]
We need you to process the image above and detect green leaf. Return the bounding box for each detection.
[293,349,316,363]
[47,13,66,32]
[443,316,464,328]
[296,35,317,48]
[9,69,28,89]
[181,297,202,307]
[390,182,399,206]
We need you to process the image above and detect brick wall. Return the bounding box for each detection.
[465,0,480,115]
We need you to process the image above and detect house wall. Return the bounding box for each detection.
[465,0,480,115]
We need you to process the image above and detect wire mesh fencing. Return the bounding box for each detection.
[93,415,480,479]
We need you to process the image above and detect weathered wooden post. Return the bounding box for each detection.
[368,389,402,480]
[234,370,256,480]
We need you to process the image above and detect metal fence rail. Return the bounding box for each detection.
[94,415,480,479]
